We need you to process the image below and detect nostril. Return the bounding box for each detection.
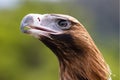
[37,17,40,22]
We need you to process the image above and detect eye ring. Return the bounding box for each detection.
[56,19,71,29]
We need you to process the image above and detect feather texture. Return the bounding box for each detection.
[20,13,111,80]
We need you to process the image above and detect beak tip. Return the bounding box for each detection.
[20,13,43,33]
[20,24,27,33]
[20,14,34,33]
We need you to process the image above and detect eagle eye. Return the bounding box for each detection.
[57,19,71,30]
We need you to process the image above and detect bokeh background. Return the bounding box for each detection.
[0,0,119,80]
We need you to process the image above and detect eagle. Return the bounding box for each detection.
[20,13,111,80]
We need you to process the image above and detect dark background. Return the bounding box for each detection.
[0,0,119,80]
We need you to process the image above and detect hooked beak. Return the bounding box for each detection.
[20,14,41,33]
[20,14,58,38]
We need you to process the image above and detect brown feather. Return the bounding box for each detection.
[41,22,110,80]
[20,14,111,80]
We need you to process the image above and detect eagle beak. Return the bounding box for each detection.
[20,14,59,38]
[21,14,46,33]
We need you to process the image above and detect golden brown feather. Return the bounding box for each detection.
[20,13,111,80]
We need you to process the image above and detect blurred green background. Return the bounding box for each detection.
[0,0,119,80]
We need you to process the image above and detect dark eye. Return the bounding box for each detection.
[58,20,68,27]
[57,19,71,29]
